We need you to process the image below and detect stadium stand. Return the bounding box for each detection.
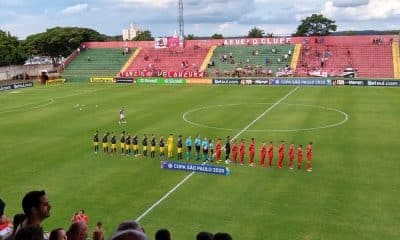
[69,35,398,80]
[205,45,295,77]
[62,48,133,82]
[295,36,394,78]
[123,46,209,73]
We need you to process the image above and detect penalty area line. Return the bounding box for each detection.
[135,86,299,222]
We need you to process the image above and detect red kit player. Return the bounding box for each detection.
[249,138,255,167]
[278,140,285,168]
[215,138,222,162]
[260,141,267,166]
[267,141,274,167]
[232,140,238,164]
[239,139,246,165]
[288,143,295,169]
[306,142,313,172]
[297,144,303,169]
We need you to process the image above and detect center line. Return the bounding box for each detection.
[135,86,299,222]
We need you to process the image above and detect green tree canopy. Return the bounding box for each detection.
[133,30,154,41]
[24,27,106,63]
[185,34,195,40]
[295,14,337,36]
[248,27,265,38]
[0,30,27,66]
[211,33,224,39]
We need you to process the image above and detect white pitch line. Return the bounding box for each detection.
[135,86,299,222]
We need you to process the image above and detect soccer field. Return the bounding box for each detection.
[0,83,399,240]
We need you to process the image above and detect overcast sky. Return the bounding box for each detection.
[0,0,399,39]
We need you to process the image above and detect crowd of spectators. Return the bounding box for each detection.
[0,192,233,240]
[210,47,293,77]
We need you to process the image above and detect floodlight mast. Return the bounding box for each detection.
[178,0,184,38]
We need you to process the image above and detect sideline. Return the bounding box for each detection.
[135,86,299,222]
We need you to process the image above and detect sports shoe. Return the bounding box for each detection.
[307,169,312,172]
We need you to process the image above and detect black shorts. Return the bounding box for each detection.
[195,146,201,152]
[203,149,208,154]
[187,146,192,151]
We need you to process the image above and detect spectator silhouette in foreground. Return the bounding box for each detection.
[213,232,232,240]
[196,231,214,240]
[67,221,87,240]
[14,225,44,240]
[93,221,105,240]
[49,228,67,240]
[16,190,51,235]
[11,213,26,237]
[111,230,147,240]
[117,220,145,233]
[155,228,171,240]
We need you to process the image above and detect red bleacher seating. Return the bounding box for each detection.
[296,36,394,78]
[125,46,209,73]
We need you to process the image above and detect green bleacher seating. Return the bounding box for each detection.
[62,48,132,82]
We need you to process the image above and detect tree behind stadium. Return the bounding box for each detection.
[23,27,106,66]
[0,30,27,66]
[294,14,337,36]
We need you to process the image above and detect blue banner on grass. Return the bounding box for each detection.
[161,161,231,176]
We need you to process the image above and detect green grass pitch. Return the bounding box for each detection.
[0,83,399,240]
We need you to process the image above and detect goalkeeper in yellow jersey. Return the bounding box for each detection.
[167,133,174,159]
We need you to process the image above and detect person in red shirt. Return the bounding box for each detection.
[248,138,255,167]
[79,210,89,225]
[278,140,285,168]
[267,141,274,167]
[239,139,246,165]
[232,140,238,164]
[288,143,295,169]
[306,142,313,172]
[215,138,222,162]
[297,144,303,169]
[71,212,81,223]
[260,141,267,166]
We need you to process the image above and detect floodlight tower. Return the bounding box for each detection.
[178,0,184,38]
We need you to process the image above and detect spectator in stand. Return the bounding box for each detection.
[196,231,214,240]
[17,190,51,234]
[213,232,232,240]
[272,48,276,54]
[265,57,270,65]
[223,54,227,62]
[49,228,67,240]
[255,50,259,55]
[155,228,171,240]
[67,221,88,240]
[288,49,292,56]
[93,222,105,240]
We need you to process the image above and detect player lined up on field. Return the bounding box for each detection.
[93,131,314,171]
